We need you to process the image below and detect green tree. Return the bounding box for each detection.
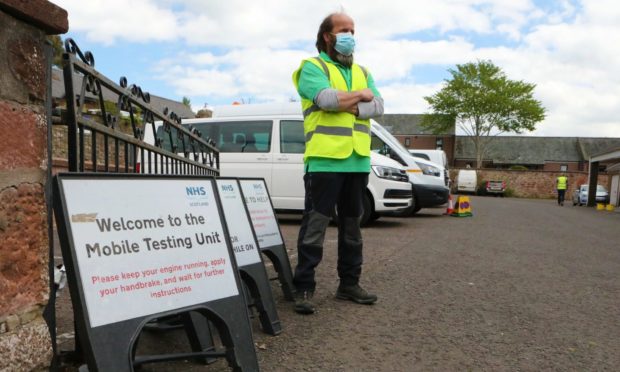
[421,60,545,169]
[182,96,191,108]
[47,35,64,68]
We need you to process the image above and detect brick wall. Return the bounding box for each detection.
[542,161,583,172]
[0,1,67,370]
[51,125,133,173]
[450,168,610,199]
[394,134,456,165]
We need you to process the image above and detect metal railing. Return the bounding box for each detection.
[61,38,219,175]
[52,39,220,368]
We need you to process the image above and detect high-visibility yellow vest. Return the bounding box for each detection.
[292,57,371,161]
[557,176,568,190]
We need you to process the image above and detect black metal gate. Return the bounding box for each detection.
[61,38,219,175]
[50,38,220,367]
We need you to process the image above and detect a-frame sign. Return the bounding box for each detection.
[216,178,282,335]
[239,178,295,301]
[53,173,258,371]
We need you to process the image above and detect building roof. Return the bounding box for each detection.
[51,68,195,119]
[455,136,620,165]
[148,94,195,119]
[577,138,620,160]
[374,114,456,135]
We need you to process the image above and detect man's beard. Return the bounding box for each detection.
[328,42,354,67]
[334,52,354,67]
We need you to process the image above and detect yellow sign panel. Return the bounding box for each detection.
[451,196,473,217]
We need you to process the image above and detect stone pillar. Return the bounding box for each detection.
[0,0,67,370]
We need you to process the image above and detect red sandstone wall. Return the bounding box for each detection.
[0,1,68,370]
[450,168,610,199]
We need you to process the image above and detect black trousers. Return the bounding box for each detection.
[557,189,566,204]
[293,172,369,292]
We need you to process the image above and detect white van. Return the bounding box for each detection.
[408,149,448,169]
[142,103,412,225]
[456,169,477,193]
[370,122,450,214]
[408,149,451,188]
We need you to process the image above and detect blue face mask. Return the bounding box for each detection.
[333,32,355,56]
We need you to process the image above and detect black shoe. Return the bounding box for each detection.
[336,284,377,304]
[294,290,315,314]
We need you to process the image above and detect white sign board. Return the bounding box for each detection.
[61,179,238,327]
[216,179,262,267]
[239,180,283,248]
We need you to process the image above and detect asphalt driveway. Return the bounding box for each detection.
[57,196,620,371]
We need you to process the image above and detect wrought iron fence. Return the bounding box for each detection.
[51,39,220,367]
[61,38,219,175]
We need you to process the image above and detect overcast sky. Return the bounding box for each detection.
[54,0,619,137]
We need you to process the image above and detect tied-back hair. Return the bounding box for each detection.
[315,13,336,53]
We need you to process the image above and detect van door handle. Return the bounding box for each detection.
[256,156,269,161]
[276,157,288,161]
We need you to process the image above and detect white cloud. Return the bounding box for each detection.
[155,48,307,102]
[380,82,445,113]
[52,0,620,137]
[357,38,476,81]
[57,0,179,45]
[56,0,539,46]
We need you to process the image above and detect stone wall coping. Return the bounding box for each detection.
[0,0,68,34]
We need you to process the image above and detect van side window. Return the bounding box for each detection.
[280,120,305,154]
[155,126,186,153]
[156,121,273,153]
[162,120,272,153]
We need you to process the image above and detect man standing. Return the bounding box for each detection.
[291,12,384,314]
[556,174,568,206]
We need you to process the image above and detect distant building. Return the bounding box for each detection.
[454,136,620,171]
[373,113,620,171]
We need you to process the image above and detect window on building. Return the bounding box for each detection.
[436,138,443,149]
[404,137,410,147]
[560,164,568,172]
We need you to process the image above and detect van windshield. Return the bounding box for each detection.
[410,153,430,161]
[156,120,272,153]
[371,121,410,155]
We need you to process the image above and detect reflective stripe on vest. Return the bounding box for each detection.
[292,56,371,160]
[305,123,371,142]
[303,104,321,118]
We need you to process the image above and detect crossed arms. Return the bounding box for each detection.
[315,88,384,119]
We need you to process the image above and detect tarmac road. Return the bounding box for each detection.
[56,196,620,371]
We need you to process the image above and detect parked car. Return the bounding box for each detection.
[572,184,610,206]
[484,180,506,196]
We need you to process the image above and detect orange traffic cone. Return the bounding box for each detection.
[444,194,454,215]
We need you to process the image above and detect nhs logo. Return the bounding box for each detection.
[220,184,234,193]
[186,186,207,197]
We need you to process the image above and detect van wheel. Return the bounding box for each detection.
[330,193,373,227]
